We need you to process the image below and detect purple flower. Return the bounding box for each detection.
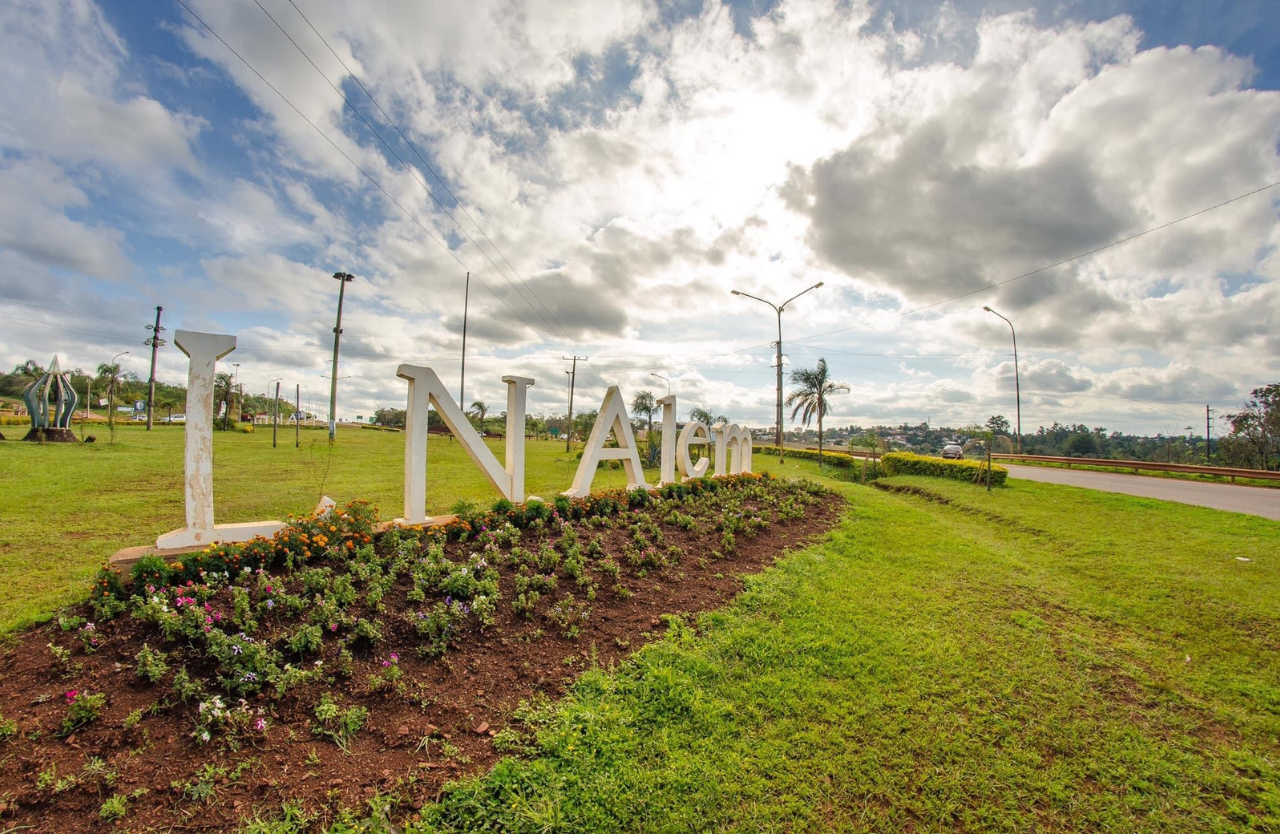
[266,600,275,609]
[232,644,242,655]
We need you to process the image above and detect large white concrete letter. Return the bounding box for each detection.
[156,331,284,549]
[712,423,754,475]
[657,395,677,485]
[565,386,648,497]
[396,365,533,524]
[677,421,711,480]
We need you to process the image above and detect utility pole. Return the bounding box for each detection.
[459,271,470,406]
[329,272,356,442]
[1206,405,1214,463]
[295,384,301,448]
[144,306,165,431]
[563,356,588,451]
[730,283,825,464]
[272,380,281,449]
[231,362,240,429]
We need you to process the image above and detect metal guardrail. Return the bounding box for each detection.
[990,453,1280,483]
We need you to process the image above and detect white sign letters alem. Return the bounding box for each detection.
[155,332,753,549]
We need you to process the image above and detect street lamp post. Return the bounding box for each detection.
[730,282,824,464]
[650,372,671,396]
[267,378,283,449]
[330,272,356,442]
[983,306,1022,453]
[107,350,130,442]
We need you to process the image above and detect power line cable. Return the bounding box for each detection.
[250,0,569,343]
[283,0,571,341]
[789,179,1280,345]
[174,0,565,351]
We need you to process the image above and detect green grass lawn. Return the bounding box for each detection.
[0,425,825,633]
[414,477,1280,833]
[1000,457,1280,489]
[5,427,1280,832]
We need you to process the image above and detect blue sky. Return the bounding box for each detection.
[1,0,1278,434]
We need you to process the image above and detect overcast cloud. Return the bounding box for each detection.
[1,0,1278,436]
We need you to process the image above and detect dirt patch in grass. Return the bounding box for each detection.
[0,476,842,832]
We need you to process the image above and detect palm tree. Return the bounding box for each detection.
[630,391,656,433]
[785,358,849,462]
[469,400,488,433]
[214,372,234,430]
[688,406,728,425]
[630,391,658,465]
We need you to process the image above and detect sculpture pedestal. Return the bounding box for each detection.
[21,427,78,443]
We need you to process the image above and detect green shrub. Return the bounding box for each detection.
[757,445,859,468]
[881,451,1008,486]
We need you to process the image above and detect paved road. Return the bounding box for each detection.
[1005,464,1280,521]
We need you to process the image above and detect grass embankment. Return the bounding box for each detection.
[1002,457,1280,489]
[5,428,1280,832]
[417,477,1280,833]
[0,426,825,633]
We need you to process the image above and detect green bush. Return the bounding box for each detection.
[757,445,859,469]
[881,451,1008,486]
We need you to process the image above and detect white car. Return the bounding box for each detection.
[164,415,187,424]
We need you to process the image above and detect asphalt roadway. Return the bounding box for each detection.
[1004,464,1280,522]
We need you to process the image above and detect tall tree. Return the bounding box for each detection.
[214,372,234,430]
[630,391,657,433]
[1226,383,1280,470]
[688,406,728,425]
[986,414,1011,436]
[785,358,849,461]
[469,400,488,432]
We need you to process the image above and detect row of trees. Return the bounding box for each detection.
[0,361,306,430]
[969,384,1279,469]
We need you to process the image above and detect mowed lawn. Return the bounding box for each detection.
[415,478,1280,833]
[4,426,1280,831]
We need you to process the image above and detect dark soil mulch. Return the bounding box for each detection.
[0,481,842,832]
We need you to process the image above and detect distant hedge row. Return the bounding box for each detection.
[881,451,1008,486]
[757,445,860,469]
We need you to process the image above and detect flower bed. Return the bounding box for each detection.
[880,451,1009,486]
[0,474,840,832]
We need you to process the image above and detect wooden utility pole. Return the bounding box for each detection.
[562,356,588,451]
[459,272,470,406]
[144,306,165,430]
[296,384,301,449]
[1206,405,1214,463]
[329,272,355,442]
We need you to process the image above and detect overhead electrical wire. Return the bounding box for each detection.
[788,179,1280,346]
[251,0,570,344]
[282,0,570,342]
[173,0,567,352]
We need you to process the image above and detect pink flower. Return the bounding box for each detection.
[65,690,78,702]
[255,718,267,732]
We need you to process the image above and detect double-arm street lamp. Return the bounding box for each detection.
[983,305,1022,453]
[731,282,824,463]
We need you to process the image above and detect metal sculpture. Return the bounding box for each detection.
[21,356,80,442]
